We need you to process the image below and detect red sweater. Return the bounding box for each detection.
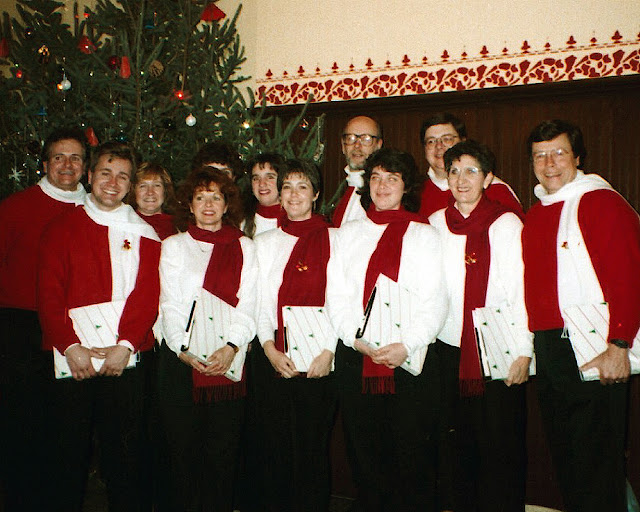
[523,189,640,344]
[418,177,524,220]
[0,186,79,310]
[38,207,161,353]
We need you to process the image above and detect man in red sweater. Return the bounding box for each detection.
[331,115,383,226]
[417,112,523,219]
[38,141,161,511]
[522,120,640,512]
[0,127,87,511]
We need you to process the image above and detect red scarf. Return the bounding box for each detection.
[444,195,507,396]
[257,203,283,222]
[331,186,356,227]
[140,212,176,240]
[361,205,425,394]
[276,215,331,353]
[187,224,246,401]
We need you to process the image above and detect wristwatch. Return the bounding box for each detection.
[610,339,630,349]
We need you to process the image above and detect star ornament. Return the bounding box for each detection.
[9,168,24,183]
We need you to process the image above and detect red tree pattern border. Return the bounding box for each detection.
[255,33,640,106]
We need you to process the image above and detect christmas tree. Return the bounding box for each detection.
[0,0,324,199]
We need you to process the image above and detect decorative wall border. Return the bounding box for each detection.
[255,32,640,106]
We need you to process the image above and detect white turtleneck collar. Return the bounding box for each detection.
[534,170,613,206]
[84,195,160,241]
[38,175,86,205]
[344,165,365,189]
[427,167,449,191]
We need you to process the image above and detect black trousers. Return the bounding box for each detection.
[257,344,337,512]
[534,329,628,512]
[431,339,460,511]
[455,380,527,512]
[48,355,150,512]
[336,340,439,512]
[0,309,52,512]
[156,342,245,512]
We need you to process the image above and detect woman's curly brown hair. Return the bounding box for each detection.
[175,166,244,232]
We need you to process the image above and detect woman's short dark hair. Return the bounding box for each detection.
[360,148,424,213]
[191,141,243,180]
[278,159,322,197]
[526,120,586,169]
[176,166,243,231]
[243,153,286,238]
[444,140,496,176]
[127,161,177,214]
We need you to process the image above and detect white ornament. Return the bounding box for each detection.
[185,114,197,127]
[60,78,72,91]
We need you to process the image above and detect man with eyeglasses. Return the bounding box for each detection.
[417,112,522,219]
[522,119,639,512]
[331,115,383,226]
[0,127,88,511]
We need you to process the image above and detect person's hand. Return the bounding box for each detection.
[65,344,97,381]
[580,343,630,385]
[263,340,299,378]
[98,345,132,377]
[505,356,531,386]
[353,339,375,357]
[202,345,236,376]
[178,351,209,373]
[371,343,408,369]
[307,350,334,379]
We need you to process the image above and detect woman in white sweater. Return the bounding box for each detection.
[157,167,258,512]
[327,148,448,512]
[253,159,338,512]
[428,140,532,512]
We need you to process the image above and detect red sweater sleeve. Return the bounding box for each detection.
[37,209,84,352]
[118,236,161,351]
[578,190,640,345]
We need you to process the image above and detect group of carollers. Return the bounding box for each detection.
[0,113,638,512]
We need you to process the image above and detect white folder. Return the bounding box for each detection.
[564,302,640,381]
[53,299,139,379]
[282,305,337,373]
[182,289,247,382]
[472,305,536,381]
[356,274,427,376]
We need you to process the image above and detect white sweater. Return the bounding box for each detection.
[326,217,448,359]
[158,231,258,355]
[429,208,533,358]
[254,226,339,354]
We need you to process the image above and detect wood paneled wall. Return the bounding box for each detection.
[269,74,640,509]
[271,74,640,214]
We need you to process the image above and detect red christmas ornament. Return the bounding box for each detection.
[201,3,226,21]
[0,38,9,58]
[119,56,131,79]
[107,55,120,71]
[15,69,23,79]
[77,35,96,54]
[174,89,185,100]
[85,127,99,147]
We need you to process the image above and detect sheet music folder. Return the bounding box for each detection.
[53,299,139,379]
[563,302,640,381]
[355,274,427,376]
[181,289,247,382]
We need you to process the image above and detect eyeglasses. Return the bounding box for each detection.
[532,148,572,163]
[448,166,481,176]
[342,133,379,147]
[424,135,459,149]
